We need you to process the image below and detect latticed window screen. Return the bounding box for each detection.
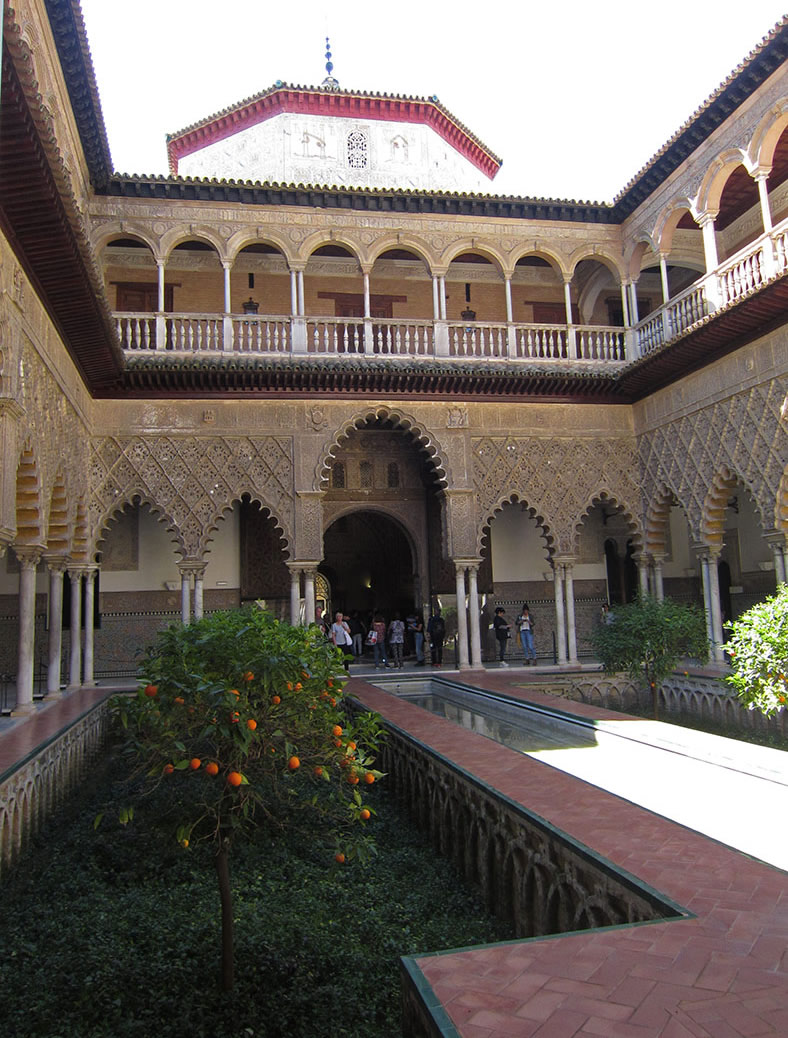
[332,462,345,488]
[387,462,400,488]
[360,461,374,488]
[347,130,368,169]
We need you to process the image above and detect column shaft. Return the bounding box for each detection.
[289,568,302,626]
[304,570,316,626]
[504,278,513,323]
[83,569,97,687]
[68,569,82,689]
[46,562,66,698]
[467,566,482,667]
[14,554,39,713]
[180,570,191,624]
[454,565,470,669]
[554,566,567,665]
[194,570,205,620]
[707,557,725,663]
[565,564,578,664]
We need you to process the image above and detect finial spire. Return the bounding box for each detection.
[322,36,339,90]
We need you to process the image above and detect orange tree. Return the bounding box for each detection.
[726,583,788,715]
[106,606,384,992]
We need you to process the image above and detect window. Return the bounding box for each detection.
[347,130,368,169]
[331,462,345,488]
[360,461,374,488]
[387,462,400,488]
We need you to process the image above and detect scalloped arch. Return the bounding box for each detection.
[574,490,643,555]
[702,467,764,548]
[92,492,183,559]
[644,484,693,555]
[199,494,291,560]
[478,493,555,559]
[314,406,449,489]
[14,440,43,547]
[45,471,71,555]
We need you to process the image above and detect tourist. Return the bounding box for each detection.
[493,607,511,664]
[370,613,389,668]
[516,604,537,665]
[413,614,426,665]
[388,613,406,669]
[428,610,446,667]
[330,611,353,668]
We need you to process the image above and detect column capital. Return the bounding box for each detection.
[43,553,70,573]
[288,262,307,274]
[177,560,206,577]
[15,546,44,569]
[696,210,719,228]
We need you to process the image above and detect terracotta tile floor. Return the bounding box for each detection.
[348,669,788,1038]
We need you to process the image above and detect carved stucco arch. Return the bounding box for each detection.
[508,245,569,281]
[697,148,751,216]
[92,222,160,261]
[701,466,764,550]
[478,492,555,560]
[14,439,43,547]
[314,405,450,490]
[573,489,643,557]
[45,470,72,556]
[749,98,788,170]
[439,239,507,276]
[92,490,184,560]
[566,247,626,283]
[160,225,228,264]
[367,234,436,273]
[297,231,365,267]
[643,483,696,556]
[201,493,291,562]
[226,230,294,266]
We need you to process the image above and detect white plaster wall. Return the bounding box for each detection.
[177,112,492,193]
[663,507,695,577]
[203,504,241,587]
[489,505,551,581]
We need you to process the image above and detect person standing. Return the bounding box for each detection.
[348,611,365,659]
[516,603,536,664]
[370,613,389,669]
[413,613,426,665]
[388,613,406,669]
[427,610,446,667]
[493,606,511,664]
[330,611,353,668]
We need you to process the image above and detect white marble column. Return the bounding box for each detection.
[620,281,631,327]
[553,564,567,665]
[563,280,573,325]
[564,562,578,664]
[707,554,725,663]
[432,275,440,320]
[288,566,302,626]
[82,567,97,687]
[770,541,786,585]
[304,568,317,626]
[297,270,305,316]
[13,549,41,714]
[363,272,371,318]
[628,282,640,324]
[67,567,82,690]
[700,555,714,650]
[699,216,719,272]
[193,566,206,620]
[290,270,298,316]
[467,563,482,668]
[157,260,166,311]
[659,254,670,303]
[755,172,773,233]
[439,276,447,320]
[638,557,649,598]
[222,262,232,313]
[45,557,67,699]
[504,277,513,323]
[454,564,470,670]
[179,566,191,624]
[652,553,665,602]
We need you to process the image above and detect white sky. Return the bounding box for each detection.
[79,1,787,202]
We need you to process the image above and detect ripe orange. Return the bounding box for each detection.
[227,771,243,787]
[333,725,343,737]
[174,696,185,705]
[313,765,324,777]
[288,756,300,770]
[327,680,334,688]
[144,684,158,698]
[243,671,254,682]
[301,670,309,679]
[189,757,201,770]
[335,852,345,864]
[287,682,293,691]
[364,773,375,784]
[180,838,189,849]
[295,682,303,691]
[163,763,174,774]
[271,695,281,705]
[329,697,336,707]
[333,739,342,748]
[231,711,240,723]
[360,808,371,821]
[347,741,357,751]
[228,689,239,697]
[348,774,359,785]
[205,762,219,776]
[246,718,257,731]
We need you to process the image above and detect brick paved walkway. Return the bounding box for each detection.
[348,670,788,1038]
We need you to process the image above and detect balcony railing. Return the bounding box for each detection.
[115,221,787,368]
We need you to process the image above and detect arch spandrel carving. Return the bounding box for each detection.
[472,435,640,556]
[89,435,294,558]
[639,378,787,544]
